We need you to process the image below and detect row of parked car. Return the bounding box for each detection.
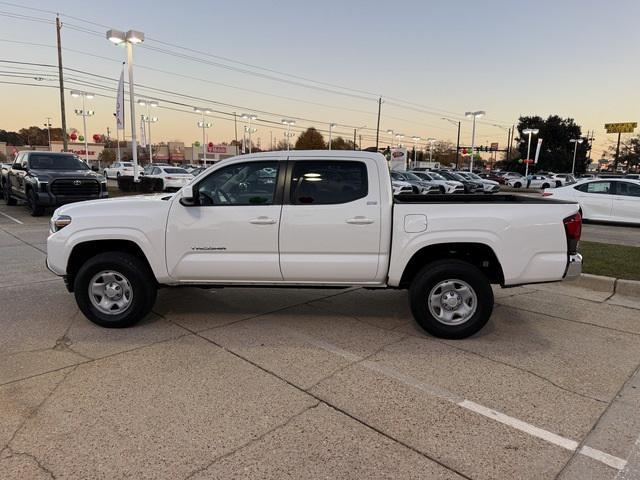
[391,169,500,195]
[103,162,206,191]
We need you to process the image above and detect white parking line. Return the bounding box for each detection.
[291,330,628,471]
[0,211,24,224]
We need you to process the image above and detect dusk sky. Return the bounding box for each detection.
[1,0,638,157]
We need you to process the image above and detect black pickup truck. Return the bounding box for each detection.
[3,151,108,216]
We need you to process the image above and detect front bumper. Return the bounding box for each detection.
[564,253,582,280]
[37,191,108,206]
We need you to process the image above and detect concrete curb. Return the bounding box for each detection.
[616,279,640,298]
[573,273,616,294]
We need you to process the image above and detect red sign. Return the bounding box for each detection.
[207,144,230,154]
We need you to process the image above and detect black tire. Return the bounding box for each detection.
[103,170,108,179]
[409,259,494,339]
[439,186,446,194]
[27,188,44,216]
[116,172,121,179]
[74,251,157,328]
[4,184,17,206]
[542,183,550,189]
[513,182,522,188]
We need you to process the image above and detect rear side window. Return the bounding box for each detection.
[575,181,612,194]
[290,161,368,205]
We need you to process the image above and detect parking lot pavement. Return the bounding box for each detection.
[2,204,640,479]
[582,222,640,247]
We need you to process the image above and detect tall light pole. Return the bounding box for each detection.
[107,28,145,181]
[112,113,121,163]
[282,119,295,150]
[570,138,584,175]
[427,137,436,163]
[44,117,52,150]
[386,129,395,148]
[523,128,539,177]
[138,99,158,163]
[241,113,257,153]
[194,107,212,162]
[411,136,420,168]
[465,110,485,172]
[70,90,95,164]
[395,133,404,148]
[442,118,461,169]
[328,122,337,150]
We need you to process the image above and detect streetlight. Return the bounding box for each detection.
[395,133,404,148]
[570,138,584,175]
[138,99,158,163]
[194,107,212,163]
[70,90,95,164]
[492,124,511,163]
[522,128,539,178]
[411,136,421,168]
[427,138,436,163]
[442,118,461,169]
[106,28,145,182]
[281,119,295,150]
[386,129,394,148]
[465,110,485,172]
[328,123,337,150]
[240,113,257,153]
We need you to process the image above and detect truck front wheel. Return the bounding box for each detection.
[74,252,157,328]
[409,260,494,339]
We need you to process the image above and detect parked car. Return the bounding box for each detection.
[390,171,440,194]
[434,170,482,193]
[625,174,639,180]
[47,150,582,340]
[457,172,500,193]
[478,172,507,185]
[410,170,464,194]
[579,174,597,180]
[392,180,414,195]
[103,162,138,179]
[548,173,576,186]
[4,151,107,216]
[499,172,524,182]
[543,178,640,225]
[143,166,193,191]
[0,163,12,198]
[508,175,554,189]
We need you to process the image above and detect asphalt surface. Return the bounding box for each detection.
[1,202,640,480]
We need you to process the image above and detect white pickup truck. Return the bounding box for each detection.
[47,151,583,339]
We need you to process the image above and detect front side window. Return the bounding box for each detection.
[615,181,640,197]
[290,161,368,205]
[197,161,279,206]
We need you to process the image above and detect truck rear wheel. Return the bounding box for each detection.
[409,260,493,339]
[74,251,157,328]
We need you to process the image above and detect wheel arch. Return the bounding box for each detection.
[398,242,505,289]
[66,239,156,292]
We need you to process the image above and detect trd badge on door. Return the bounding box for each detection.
[191,246,227,251]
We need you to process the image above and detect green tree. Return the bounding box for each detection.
[98,149,116,166]
[294,127,325,150]
[0,129,25,145]
[330,136,355,150]
[505,115,588,173]
[609,135,640,171]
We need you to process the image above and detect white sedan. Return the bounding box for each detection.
[543,179,640,224]
[144,166,193,191]
[103,162,137,179]
[508,175,555,189]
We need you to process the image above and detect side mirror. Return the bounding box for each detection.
[12,164,24,171]
[179,184,197,206]
[91,166,99,172]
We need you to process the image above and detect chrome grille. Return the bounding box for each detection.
[50,179,100,196]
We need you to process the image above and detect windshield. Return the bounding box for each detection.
[163,167,189,174]
[428,172,446,181]
[449,172,467,182]
[28,154,89,170]
[122,163,133,167]
[403,172,423,181]
[466,172,482,180]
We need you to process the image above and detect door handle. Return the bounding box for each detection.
[249,216,277,225]
[346,216,374,225]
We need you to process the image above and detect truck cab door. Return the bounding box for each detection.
[165,159,285,282]
[279,157,382,283]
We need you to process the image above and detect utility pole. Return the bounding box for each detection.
[56,15,68,151]
[375,96,382,150]
[455,121,461,169]
[506,127,511,162]
[614,132,622,169]
[233,112,238,148]
[353,128,357,150]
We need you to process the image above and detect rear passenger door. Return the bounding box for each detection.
[612,181,640,223]
[279,158,382,283]
[575,181,615,220]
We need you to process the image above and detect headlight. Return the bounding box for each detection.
[50,215,72,233]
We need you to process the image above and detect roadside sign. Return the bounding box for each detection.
[604,122,637,134]
[490,142,499,151]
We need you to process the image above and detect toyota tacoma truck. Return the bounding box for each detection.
[46,151,582,339]
[4,151,108,216]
